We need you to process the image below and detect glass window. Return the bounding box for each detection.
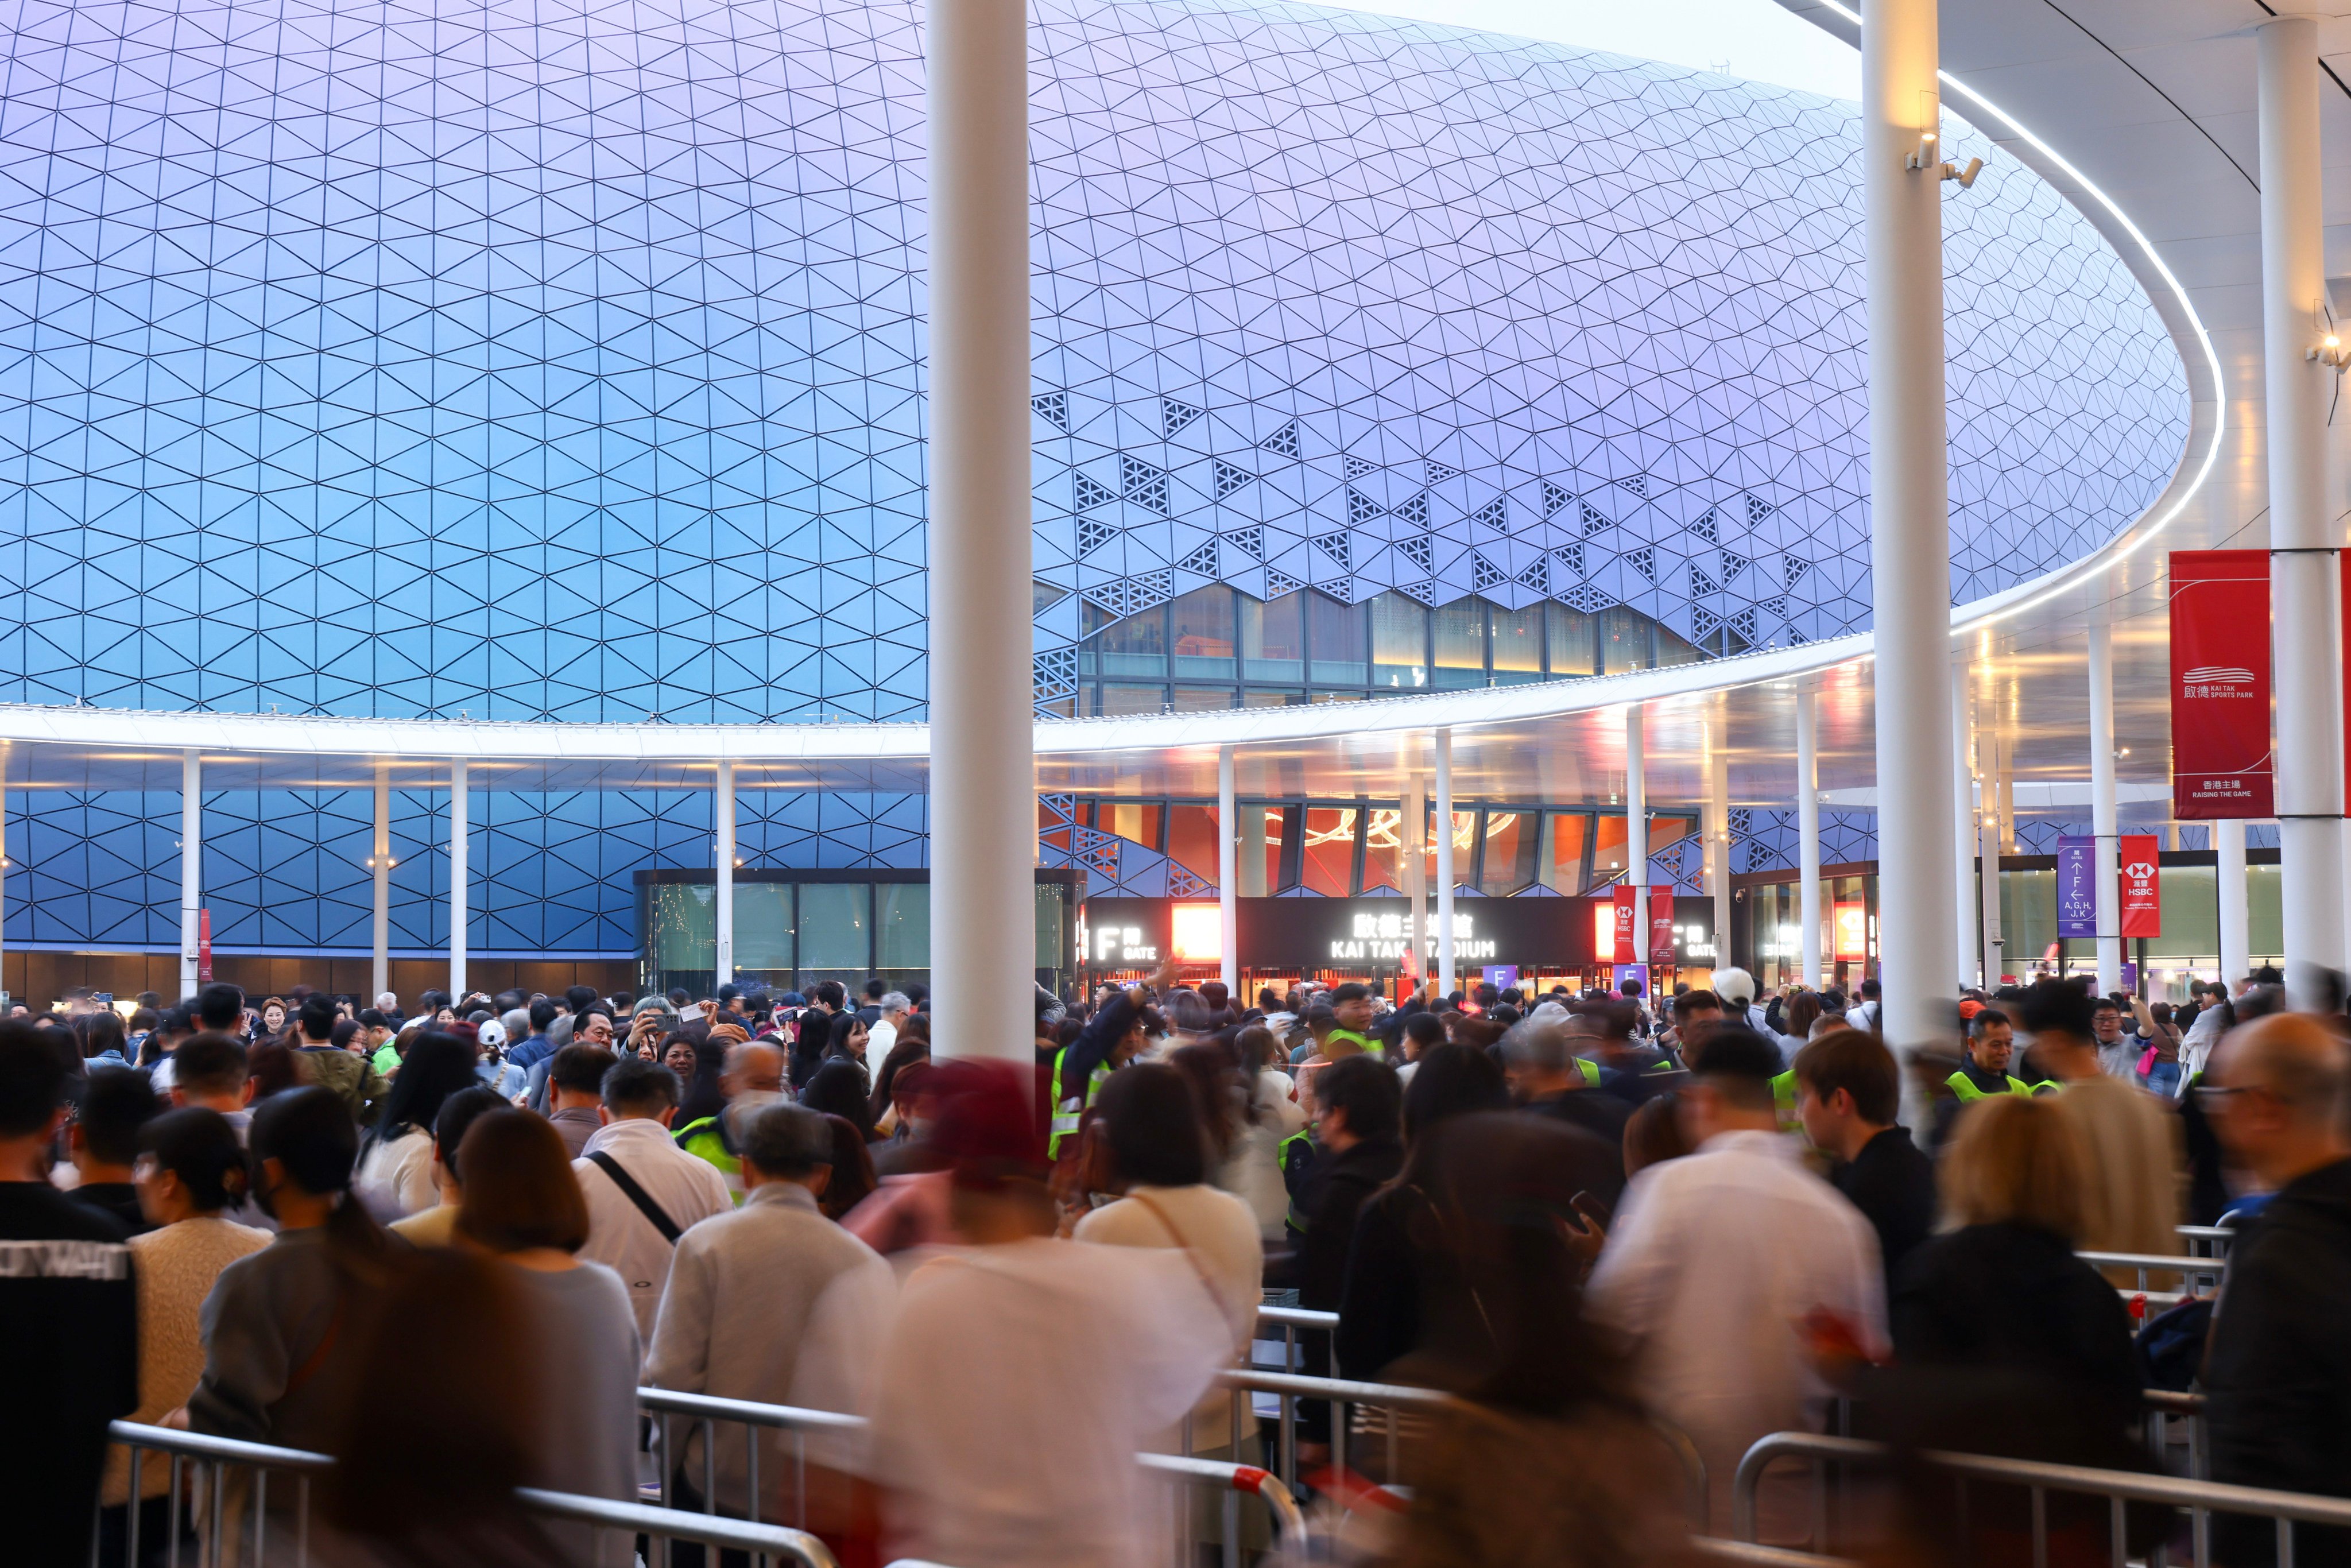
[1099,801,1163,850]
[1241,690,1304,707]
[1490,602,1541,683]
[1308,691,1364,703]
[1657,620,1703,666]
[796,882,869,970]
[1094,603,1167,676]
[1035,882,1068,970]
[1300,807,1358,896]
[1423,809,1475,888]
[1369,592,1427,688]
[1237,805,1284,896]
[877,883,929,968]
[1165,804,1219,879]
[734,882,794,971]
[1169,586,1235,677]
[1546,604,1594,678]
[1172,686,1234,710]
[1361,807,1404,892]
[1308,592,1369,685]
[1648,814,1694,857]
[649,883,716,970]
[1537,812,1589,893]
[1241,592,1304,682]
[1432,597,1487,688]
[1480,809,1537,894]
[1094,683,1166,716]
[1593,813,1630,878]
[1598,606,1651,674]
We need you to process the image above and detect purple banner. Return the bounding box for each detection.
[2056,835,2098,939]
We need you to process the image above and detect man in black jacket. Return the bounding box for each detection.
[1794,1028,1935,1294]
[0,1020,138,1565]
[1293,1051,1403,1459]
[2204,1012,2351,1567]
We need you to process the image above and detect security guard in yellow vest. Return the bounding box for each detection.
[1048,956,1179,1160]
[1931,1006,2054,1148]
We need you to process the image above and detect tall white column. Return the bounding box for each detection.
[1217,745,1238,997]
[714,760,735,987]
[1404,769,1427,993]
[1864,0,1959,1086]
[1979,730,2005,987]
[2217,818,2251,984]
[925,0,1035,1059]
[371,765,391,1003]
[1709,737,1730,978]
[179,750,202,994]
[2259,15,2346,1011]
[2089,622,2122,994]
[447,758,468,1000]
[1797,684,1822,990]
[1951,659,1978,988]
[1434,729,1457,995]
[1625,704,1646,970]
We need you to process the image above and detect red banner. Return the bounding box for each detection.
[197,908,213,984]
[1612,885,1639,965]
[1648,890,1676,967]
[2118,834,2161,938]
[2170,551,2272,818]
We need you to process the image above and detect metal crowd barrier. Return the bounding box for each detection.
[96,1419,841,1568]
[1692,1543,1859,1568]
[2078,1250,2227,1294]
[1733,1428,2351,1568]
[2178,1225,2234,1259]
[633,1388,1308,1568]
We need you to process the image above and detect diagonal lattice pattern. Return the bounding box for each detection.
[0,0,2186,947]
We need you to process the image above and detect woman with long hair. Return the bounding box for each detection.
[187,1087,389,1453]
[354,1032,481,1219]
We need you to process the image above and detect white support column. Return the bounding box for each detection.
[1951,659,1978,988]
[1434,729,1457,996]
[926,0,1035,1058]
[371,765,391,1004]
[1404,768,1427,994]
[1709,735,1730,978]
[2259,14,2346,1011]
[715,760,735,988]
[1625,704,1646,970]
[1979,736,2005,988]
[179,749,202,994]
[1797,684,1822,990]
[2217,818,2251,986]
[448,758,468,1000]
[2089,621,2122,995]
[1996,726,2015,852]
[1217,745,1238,997]
[1864,0,1959,1085]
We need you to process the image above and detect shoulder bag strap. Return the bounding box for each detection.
[586,1150,683,1244]
[1126,1190,1224,1313]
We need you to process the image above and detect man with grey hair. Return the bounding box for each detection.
[646,1101,895,1532]
[1501,1016,1629,1199]
[2202,1013,2351,1565]
[870,991,911,1066]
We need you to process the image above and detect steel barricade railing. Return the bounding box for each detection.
[100,1420,839,1568]
[100,1419,333,1568]
[1137,1451,1311,1565]
[2178,1225,2234,1258]
[637,1385,865,1534]
[1692,1540,1861,1568]
[2146,1389,2209,1481]
[2078,1249,2227,1295]
[1732,1428,2351,1568]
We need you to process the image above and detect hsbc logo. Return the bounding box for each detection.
[2124,861,2156,884]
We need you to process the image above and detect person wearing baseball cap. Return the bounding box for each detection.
[866,1059,1233,1568]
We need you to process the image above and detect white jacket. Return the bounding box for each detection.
[574,1117,734,1341]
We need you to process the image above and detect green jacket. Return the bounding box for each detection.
[298,1045,390,1124]
[673,1115,747,1204]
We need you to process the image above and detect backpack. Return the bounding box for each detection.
[2133,1295,2213,1392]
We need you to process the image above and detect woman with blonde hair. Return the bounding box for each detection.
[1880,1094,2155,1565]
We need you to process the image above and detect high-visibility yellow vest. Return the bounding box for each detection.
[1946,1068,2038,1102]
[1047,1045,1112,1159]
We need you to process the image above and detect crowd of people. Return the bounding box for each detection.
[4,958,2349,1568]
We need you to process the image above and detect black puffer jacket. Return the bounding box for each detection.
[2207,1157,2351,1568]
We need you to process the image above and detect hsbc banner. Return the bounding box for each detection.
[2118,833,2161,938]
[1647,889,1676,967]
[1612,885,1639,965]
[2169,550,2272,818]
